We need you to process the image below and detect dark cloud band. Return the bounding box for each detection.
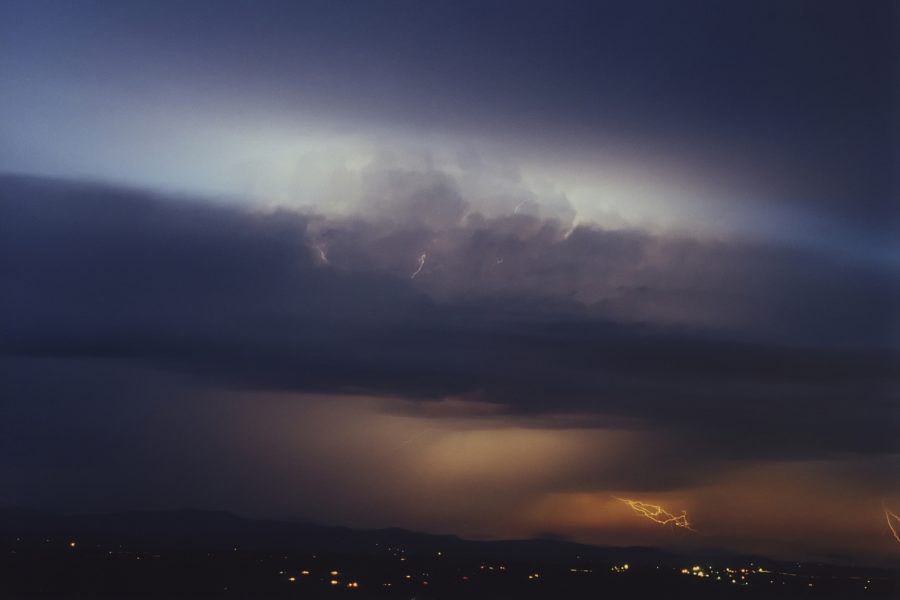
[1,175,897,464]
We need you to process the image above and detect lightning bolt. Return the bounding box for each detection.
[314,243,329,265]
[513,200,527,214]
[410,253,427,279]
[398,429,434,448]
[615,497,695,531]
[385,428,437,455]
[884,502,900,543]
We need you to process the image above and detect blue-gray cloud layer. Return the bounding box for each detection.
[2,176,897,469]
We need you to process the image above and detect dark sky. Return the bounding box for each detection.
[1,1,898,562]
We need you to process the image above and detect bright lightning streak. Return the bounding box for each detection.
[615,497,695,531]
[410,253,427,279]
[884,502,900,543]
[397,429,434,448]
[314,243,329,265]
[384,428,437,456]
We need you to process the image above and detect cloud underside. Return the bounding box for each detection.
[1,174,897,461]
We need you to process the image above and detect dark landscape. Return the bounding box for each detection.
[1,510,896,599]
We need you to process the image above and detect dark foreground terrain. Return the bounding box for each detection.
[1,509,895,599]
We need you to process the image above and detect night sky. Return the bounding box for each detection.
[1,1,898,564]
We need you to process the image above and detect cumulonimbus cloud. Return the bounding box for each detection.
[0,173,897,467]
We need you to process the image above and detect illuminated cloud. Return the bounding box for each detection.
[1,2,895,246]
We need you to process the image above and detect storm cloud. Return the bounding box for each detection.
[2,174,897,462]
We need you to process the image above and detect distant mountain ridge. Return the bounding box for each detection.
[0,507,677,564]
[3,507,892,572]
